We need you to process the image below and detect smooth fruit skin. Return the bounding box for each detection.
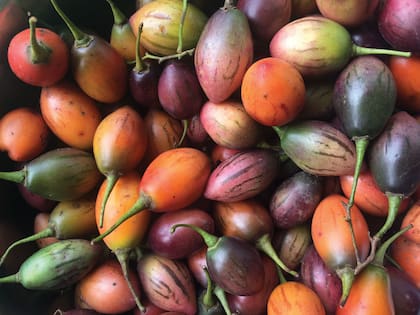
[391,235,420,288]
[241,57,306,127]
[7,25,69,87]
[270,15,353,77]
[75,259,141,314]
[137,253,197,315]
[0,107,49,162]
[315,0,379,27]
[336,264,394,315]
[96,172,151,251]
[267,281,326,315]
[194,2,254,103]
[129,0,208,56]
[311,194,370,269]
[40,80,101,150]
[340,169,410,217]
[140,147,212,211]
[388,55,420,113]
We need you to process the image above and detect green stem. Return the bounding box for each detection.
[0,169,25,184]
[373,193,403,241]
[213,285,232,315]
[337,265,355,307]
[255,234,298,278]
[115,249,145,313]
[352,45,411,58]
[374,224,413,266]
[49,0,91,46]
[0,227,54,266]
[277,267,287,284]
[91,194,150,243]
[170,223,218,248]
[344,136,369,266]
[0,273,19,284]
[99,173,119,228]
[202,266,215,307]
[28,16,51,64]
[142,47,195,63]
[177,119,189,147]
[106,0,127,25]
[272,125,286,142]
[133,23,145,72]
[176,0,188,54]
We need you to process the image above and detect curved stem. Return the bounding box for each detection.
[343,137,369,266]
[213,285,232,315]
[170,223,218,248]
[337,265,355,307]
[177,119,189,147]
[28,16,51,64]
[0,227,54,266]
[99,173,119,228]
[91,194,150,243]
[352,45,411,58]
[106,0,127,25]
[202,266,215,307]
[255,234,298,277]
[133,23,145,72]
[115,248,145,313]
[374,224,412,266]
[49,0,91,46]
[373,193,403,241]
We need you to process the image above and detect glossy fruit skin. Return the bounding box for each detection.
[269,171,324,229]
[279,120,356,176]
[367,111,420,196]
[15,239,103,290]
[75,258,141,314]
[388,55,420,113]
[93,105,148,178]
[158,59,204,120]
[378,0,420,52]
[204,149,280,202]
[333,56,396,139]
[7,24,69,87]
[241,57,306,127]
[270,15,353,77]
[227,255,279,315]
[300,245,342,314]
[199,100,263,149]
[315,0,379,27]
[19,147,102,201]
[401,200,420,244]
[146,208,215,259]
[267,281,326,315]
[129,60,162,109]
[0,107,49,161]
[96,172,151,251]
[139,147,212,211]
[70,36,128,104]
[340,169,410,217]
[387,265,420,315]
[137,253,197,315]
[311,194,370,271]
[194,2,254,103]
[237,0,292,43]
[206,236,265,296]
[336,264,394,315]
[129,0,208,56]
[391,235,420,288]
[40,80,101,150]
[213,199,273,242]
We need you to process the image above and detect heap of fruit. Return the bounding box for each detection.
[0,0,419,314]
